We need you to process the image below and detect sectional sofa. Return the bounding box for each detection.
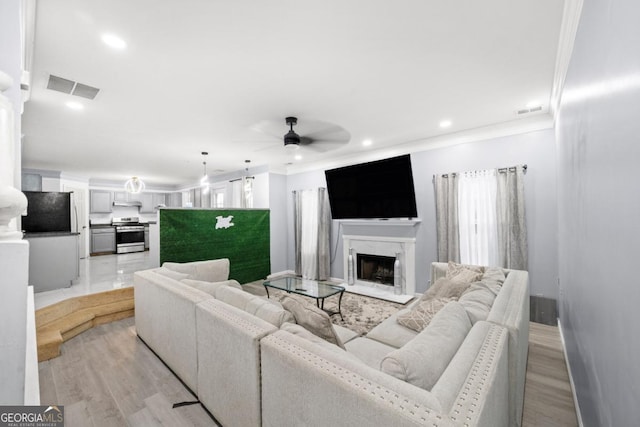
[134,259,529,427]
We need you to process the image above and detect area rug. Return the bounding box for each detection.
[242,280,410,336]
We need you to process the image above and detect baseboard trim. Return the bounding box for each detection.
[557,319,585,427]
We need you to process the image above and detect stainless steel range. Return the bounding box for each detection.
[112,216,145,254]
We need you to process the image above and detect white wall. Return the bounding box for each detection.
[556,0,640,424]
[285,128,559,297]
[0,0,29,405]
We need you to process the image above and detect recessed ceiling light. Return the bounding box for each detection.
[294,154,302,160]
[439,120,452,128]
[362,139,373,147]
[102,33,127,49]
[66,101,84,110]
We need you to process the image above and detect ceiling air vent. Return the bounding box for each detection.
[72,83,100,99]
[46,75,100,100]
[517,105,543,115]
[47,75,75,94]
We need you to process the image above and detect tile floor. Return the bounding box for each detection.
[34,252,157,309]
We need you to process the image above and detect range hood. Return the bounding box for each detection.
[113,200,142,208]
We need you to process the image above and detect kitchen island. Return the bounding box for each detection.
[24,232,80,293]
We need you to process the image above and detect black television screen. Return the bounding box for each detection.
[324,154,418,219]
[22,191,71,233]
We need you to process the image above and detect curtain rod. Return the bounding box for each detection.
[435,164,527,179]
[229,176,255,183]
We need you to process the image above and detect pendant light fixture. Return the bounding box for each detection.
[201,151,210,194]
[124,176,145,194]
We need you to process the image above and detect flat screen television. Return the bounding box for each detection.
[22,191,72,233]
[324,154,418,219]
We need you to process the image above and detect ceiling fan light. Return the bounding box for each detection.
[124,176,145,193]
[284,142,300,152]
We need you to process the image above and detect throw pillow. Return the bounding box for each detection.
[281,295,345,349]
[445,261,484,284]
[397,297,456,332]
[421,277,471,301]
[155,267,190,281]
[381,301,471,391]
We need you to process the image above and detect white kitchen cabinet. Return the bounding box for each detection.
[167,192,182,207]
[89,190,113,213]
[152,193,167,208]
[91,227,116,254]
[139,193,155,213]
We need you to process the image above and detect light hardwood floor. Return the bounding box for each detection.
[40,319,578,426]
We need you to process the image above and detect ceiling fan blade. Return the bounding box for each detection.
[302,124,347,140]
[299,139,347,153]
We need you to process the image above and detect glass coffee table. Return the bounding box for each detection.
[263,277,345,320]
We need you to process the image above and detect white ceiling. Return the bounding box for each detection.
[21,0,566,188]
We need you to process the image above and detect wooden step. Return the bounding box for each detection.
[36,287,135,362]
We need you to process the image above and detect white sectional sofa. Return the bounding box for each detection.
[134,259,529,427]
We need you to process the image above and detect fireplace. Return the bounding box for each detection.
[342,232,416,303]
[357,254,395,286]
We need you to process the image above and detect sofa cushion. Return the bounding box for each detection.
[459,284,496,323]
[155,267,190,281]
[181,279,242,296]
[214,286,294,327]
[380,301,471,391]
[482,267,507,287]
[280,323,362,364]
[162,258,230,282]
[396,297,456,332]
[344,337,398,370]
[281,295,345,349]
[365,307,419,348]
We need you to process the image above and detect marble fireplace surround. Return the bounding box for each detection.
[341,220,419,304]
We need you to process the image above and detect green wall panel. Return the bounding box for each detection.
[160,209,270,284]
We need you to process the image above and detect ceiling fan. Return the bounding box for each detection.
[246,117,351,154]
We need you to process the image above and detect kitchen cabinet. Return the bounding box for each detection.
[140,193,155,213]
[167,192,182,208]
[152,193,167,208]
[144,224,150,249]
[113,191,128,202]
[91,227,116,254]
[90,190,113,213]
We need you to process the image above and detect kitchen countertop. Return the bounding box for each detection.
[24,231,81,238]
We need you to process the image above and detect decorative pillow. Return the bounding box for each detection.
[281,295,345,349]
[181,279,242,296]
[421,277,471,301]
[445,261,484,284]
[381,301,471,391]
[396,297,457,332]
[155,267,190,281]
[162,258,230,282]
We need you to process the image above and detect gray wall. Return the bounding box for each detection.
[556,0,640,425]
[268,172,289,273]
[285,128,559,298]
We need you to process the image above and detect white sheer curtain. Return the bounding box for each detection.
[458,169,499,266]
[299,189,320,278]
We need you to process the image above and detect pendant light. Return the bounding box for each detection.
[124,176,145,194]
[201,152,210,194]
